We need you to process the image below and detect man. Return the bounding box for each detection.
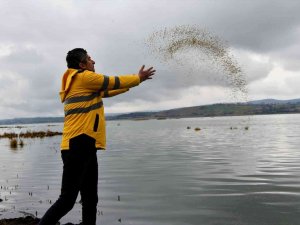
[38,48,155,225]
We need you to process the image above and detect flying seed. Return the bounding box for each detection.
[146,25,248,102]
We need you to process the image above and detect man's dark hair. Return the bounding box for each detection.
[66,48,88,69]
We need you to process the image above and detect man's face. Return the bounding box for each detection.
[80,54,95,72]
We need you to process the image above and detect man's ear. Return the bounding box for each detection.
[79,62,86,70]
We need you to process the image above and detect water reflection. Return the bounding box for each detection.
[0,116,299,225]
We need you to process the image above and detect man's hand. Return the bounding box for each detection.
[138,65,156,82]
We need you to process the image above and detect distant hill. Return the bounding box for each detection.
[248,98,300,105]
[109,99,300,120]
[1,98,300,125]
[0,117,64,125]
[0,113,121,125]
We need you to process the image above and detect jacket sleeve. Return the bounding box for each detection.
[101,88,129,98]
[82,71,140,92]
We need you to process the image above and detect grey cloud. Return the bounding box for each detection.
[0,0,299,118]
[2,47,43,65]
[190,0,300,52]
[102,0,300,53]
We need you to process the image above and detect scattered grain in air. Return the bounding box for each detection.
[146,25,248,102]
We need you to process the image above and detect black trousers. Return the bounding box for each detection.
[39,134,98,225]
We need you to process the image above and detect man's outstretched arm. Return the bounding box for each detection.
[82,65,156,92]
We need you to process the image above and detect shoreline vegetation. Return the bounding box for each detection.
[0,131,62,149]
[0,131,62,139]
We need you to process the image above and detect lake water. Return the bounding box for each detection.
[0,114,300,225]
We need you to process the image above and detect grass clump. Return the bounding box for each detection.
[10,139,18,149]
[9,138,25,149]
[1,132,18,139]
[19,139,24,147]
[0,130,62,139]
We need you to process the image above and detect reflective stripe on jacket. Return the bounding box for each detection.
[60,68,140,150]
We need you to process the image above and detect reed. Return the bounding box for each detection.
[0,130,62,139]
[19,139,24,147]
[10,139,18,148]
[0,132,18,139]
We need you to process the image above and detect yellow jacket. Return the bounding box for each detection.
[59,68,140,150]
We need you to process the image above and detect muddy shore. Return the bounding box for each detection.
[0,216,78,225]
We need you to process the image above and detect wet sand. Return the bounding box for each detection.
[0,216,79,225]
[0,216,40,225]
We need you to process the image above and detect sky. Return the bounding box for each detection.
[0,0,300,119]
